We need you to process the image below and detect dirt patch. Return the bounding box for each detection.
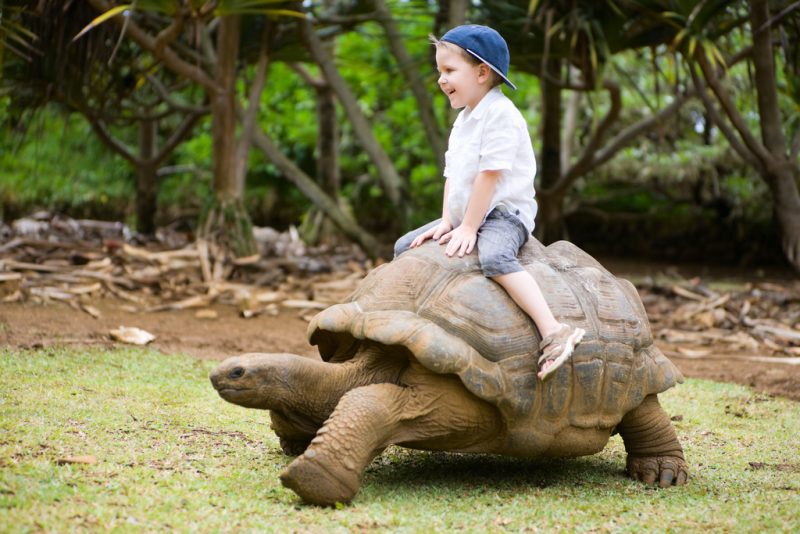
[666,351,800,401]
[0,300,316,360]
[2,298,798,401]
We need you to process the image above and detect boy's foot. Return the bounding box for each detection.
[537,324,585,381]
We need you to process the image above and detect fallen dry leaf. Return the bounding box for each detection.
[80,304,101,318]
[281,299,328,310]
[671,285,706,301]
[677,347,713,358]
[109,326,156,345]
[195,309,218,320]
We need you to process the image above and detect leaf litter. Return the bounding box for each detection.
[0,212,371,327]
[1,212,798,363]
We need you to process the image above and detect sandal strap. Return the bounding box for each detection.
[537,342,562,365]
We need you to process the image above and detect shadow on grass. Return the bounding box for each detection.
[361,448,628,496]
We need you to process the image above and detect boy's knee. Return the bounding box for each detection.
[479,250,523,278]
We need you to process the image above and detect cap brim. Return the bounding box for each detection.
[465,48,517,90]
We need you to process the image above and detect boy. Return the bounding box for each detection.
[394,24,584,380]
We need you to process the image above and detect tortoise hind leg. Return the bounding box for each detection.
[617,394,689,487]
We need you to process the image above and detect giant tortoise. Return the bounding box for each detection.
[210,238,688,505]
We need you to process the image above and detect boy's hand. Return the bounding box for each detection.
[410,220,453,248]
[440,225,477,257]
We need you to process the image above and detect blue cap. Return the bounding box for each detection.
[441,25,516,90]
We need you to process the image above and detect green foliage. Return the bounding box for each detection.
[0,1,795,257]
[585,137,770,221]
[0,105,134,221]
[1,346,799,530]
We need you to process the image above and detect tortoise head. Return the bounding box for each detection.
[210,353,302,410]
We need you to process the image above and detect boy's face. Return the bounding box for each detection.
[435,45,492,110]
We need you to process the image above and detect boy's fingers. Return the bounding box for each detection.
[413,229,437,247]
[411,233,428,248]
[445,238,458,256]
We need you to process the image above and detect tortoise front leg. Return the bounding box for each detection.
[617,394,689,487]
[279,383,402,505]
[280,367,502,505]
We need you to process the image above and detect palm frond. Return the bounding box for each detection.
[73,4,132,42]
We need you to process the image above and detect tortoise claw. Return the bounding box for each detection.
[627,456,689,488]
[659,468,675,488]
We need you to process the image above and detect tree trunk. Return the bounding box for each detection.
[252,127,384,258]
[374,0,445,173]
[211,16,241,198]
[536,56,564,244]
[317,84,340,195]
[83,111,201,237]
[448,0,467,28]
[291,54,347,246]
[303,81,343,245]
[202,15,257,259]
[765,164,800,267]
[136,118,158,235]
[301,18,407,220]
[561,86,581,171]
[749,0,800,269]
[86,1,253,259]
[235,25,270,192]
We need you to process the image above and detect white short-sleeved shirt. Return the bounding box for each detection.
[443,86,538,233]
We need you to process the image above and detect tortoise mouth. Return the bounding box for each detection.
[216,387,254,400]
[215,387,272,409]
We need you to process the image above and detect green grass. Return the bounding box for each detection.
[1,347,798,532]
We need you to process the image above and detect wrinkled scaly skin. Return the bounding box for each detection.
[210,240,689,505]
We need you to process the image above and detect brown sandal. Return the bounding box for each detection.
[537,324,585,381]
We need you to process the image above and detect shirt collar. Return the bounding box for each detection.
[456,86,504,125]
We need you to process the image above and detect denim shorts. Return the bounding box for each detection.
[393,207,530,277]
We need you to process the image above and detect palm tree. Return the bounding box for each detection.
[80,0,302,259]
[3,1,209,234]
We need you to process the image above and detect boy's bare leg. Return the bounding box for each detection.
[493,270,584,379]
[492,270,561,337]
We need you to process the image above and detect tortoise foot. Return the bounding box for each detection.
[626,455,689,488]
[280,450,360,506]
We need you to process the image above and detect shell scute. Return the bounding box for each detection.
[420,272,536,364]
[570,358,607,426]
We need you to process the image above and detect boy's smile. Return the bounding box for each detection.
[435,45,493,110]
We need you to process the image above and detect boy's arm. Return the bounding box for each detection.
[441,177,452,226]
[442,170,501,257]
[410,178,453,248]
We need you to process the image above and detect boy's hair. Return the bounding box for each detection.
[430,34,503,88]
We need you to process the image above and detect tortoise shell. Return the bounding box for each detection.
[308,238,682,444]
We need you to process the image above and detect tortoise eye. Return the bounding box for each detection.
[229,367,245,379]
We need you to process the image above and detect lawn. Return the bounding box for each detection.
[1,347,798,532]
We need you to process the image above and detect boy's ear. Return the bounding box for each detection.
[478,63,493,83]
